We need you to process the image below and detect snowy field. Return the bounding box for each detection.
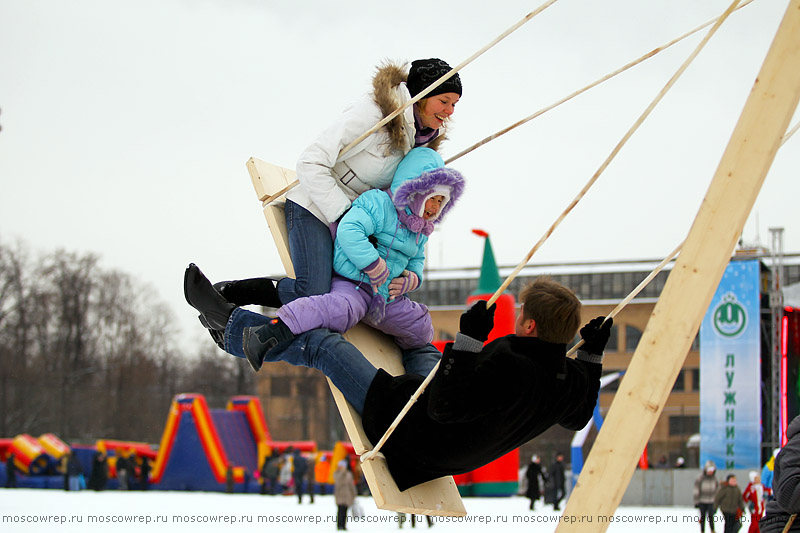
[0,488,745,532]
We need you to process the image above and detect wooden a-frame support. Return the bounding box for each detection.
[245,159,467,517]
[557,2,800,531]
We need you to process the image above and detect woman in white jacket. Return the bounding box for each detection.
[210,58,462,310]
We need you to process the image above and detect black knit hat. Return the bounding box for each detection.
[407,58,462,98]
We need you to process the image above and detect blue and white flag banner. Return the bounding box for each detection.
[700,259,761,469]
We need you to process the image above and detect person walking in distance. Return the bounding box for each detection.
[550,452,566,511]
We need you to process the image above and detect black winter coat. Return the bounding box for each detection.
[293,453,308,480]
[525,462,543,499]
[87,454,108,490]
[550,459,566,490]
[362,335,601,491]
[762,415,800,532]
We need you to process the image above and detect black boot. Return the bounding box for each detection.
[199,315,225,349]
[242,318,294,372]
[213,278,281,308]
[184,263,236,331]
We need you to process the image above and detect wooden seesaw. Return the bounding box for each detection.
[246,157,467,517]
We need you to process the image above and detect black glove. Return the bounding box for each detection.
[580,316,613,355]
[459,300,496,342]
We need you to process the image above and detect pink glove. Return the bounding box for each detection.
[388,270,419,300]
[363,258,389,293]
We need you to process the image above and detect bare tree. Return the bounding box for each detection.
[179,345,255,408]
[0,240,39,436]
[0,236,255,444]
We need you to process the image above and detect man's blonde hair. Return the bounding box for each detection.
[519,276,581,344]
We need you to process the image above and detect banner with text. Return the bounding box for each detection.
[700,259,761,469]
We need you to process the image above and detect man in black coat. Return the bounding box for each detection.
[235,276,610,491]
[139,457,151,490]
[550,453,567,511]
[87,451,108,491]
[292,448,310,504]
[360,278,607,490]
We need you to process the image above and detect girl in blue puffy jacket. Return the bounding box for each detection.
[256,147,464,355]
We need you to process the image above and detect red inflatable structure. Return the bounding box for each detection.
[439,230,520,496]
[149,393,317,491]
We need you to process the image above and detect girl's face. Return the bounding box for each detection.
[417,93,459,129]
[422,195,445,220]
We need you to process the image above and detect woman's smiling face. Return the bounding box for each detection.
[417,93,459,129]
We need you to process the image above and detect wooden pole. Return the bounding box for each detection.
[557,2,800,530]
[484,0,740,308]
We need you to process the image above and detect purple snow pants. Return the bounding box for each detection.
[277,277,434,350]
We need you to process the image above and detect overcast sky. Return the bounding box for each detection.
[2,0,798,348]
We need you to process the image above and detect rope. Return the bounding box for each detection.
[782,119,800,146]
[360,242,683,464]
[445,0,757,165]
[263,0,559,206]
[782,513,797,533]
[360,359,441,463]
[483,0,743,308]
[339,0,558,158]
[566,241,683,357]
[361,0,742,462]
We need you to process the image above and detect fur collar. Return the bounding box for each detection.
[372,61,445,154]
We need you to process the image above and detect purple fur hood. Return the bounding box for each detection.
[389,147,465,235]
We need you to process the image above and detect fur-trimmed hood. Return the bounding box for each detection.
[372,61,446,154]
[289,61,451,226]
[390,147,465,235]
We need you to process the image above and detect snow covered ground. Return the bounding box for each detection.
[0,488,745,532]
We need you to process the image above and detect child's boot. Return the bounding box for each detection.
[242,318,294,372]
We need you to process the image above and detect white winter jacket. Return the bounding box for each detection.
[288,62,446,225]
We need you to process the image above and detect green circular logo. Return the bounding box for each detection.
[712,293,747,338]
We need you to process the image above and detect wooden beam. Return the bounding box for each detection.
[245,157,467,517]
[557,2,800,530]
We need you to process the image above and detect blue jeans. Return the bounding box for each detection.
[276,200,333,305]
[224,308,440,414]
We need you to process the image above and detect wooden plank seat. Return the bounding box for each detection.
[246,157,467,516]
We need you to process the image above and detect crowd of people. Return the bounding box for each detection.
[516,442,797,533]
[2,449,151,492]
[256,448,367,531]
[691,422,800,533]
[521,452,567,512]
[258,446,319,501]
